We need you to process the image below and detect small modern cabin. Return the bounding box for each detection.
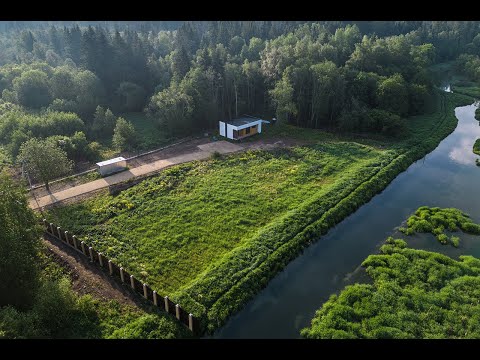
[219,117,263,140]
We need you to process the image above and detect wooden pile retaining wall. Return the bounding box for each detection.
[42,219,200,334]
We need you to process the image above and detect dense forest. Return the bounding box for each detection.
[1,21,480,175]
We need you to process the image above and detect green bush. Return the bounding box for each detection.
[48,99,78,113]
[47,131,100,162]
[211,151,222,160]
[365,109,407,137]
[0,109,85,159]
[108,314,190,339]
[433,226,444,235]
[437,233,448,244]
[0,172,41,310]
[32,278,95,338]
[473,139,480,156]
[112,117,138,151]
[450,236,460,248]
[402,206,479,246]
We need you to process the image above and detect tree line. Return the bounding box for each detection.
[1,21,479,131]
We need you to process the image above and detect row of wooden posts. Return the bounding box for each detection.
[42,219,200,334]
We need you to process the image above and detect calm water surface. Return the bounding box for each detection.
[214,100,480,339]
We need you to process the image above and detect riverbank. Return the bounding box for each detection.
[45,90,473,335]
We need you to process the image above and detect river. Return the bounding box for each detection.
[214,96,480,338]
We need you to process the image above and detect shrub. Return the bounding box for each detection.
[436,233,448,244]
[108,314,189,339]
[450,236,460,248]
[31,278,81,337]
[473,139,480,156]
[432,226,444,235]
[363,109,407,137]
[402,206,480,247]
[47,131,98,163]
[211,151,222,160]
[48,99,78,113]
[85,141,102,162]
[0,172,41,310]
[412,219,433,232]
[112,117,138,151]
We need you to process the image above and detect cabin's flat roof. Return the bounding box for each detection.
[96,157,126,167]
[224,117,262,127]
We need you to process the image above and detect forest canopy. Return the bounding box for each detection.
[0,21,479,168]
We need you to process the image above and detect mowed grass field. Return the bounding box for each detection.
[46,90,474,333]
[47,140,386,295]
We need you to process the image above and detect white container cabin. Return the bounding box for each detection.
[96,157,127,176]
[219,117,264,140]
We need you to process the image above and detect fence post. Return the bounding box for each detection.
[164,296,169,312]
[120,267,125,282]
[98,252,103,267]
[130,275,135,290]
[108,260,113,275]
[189,314,194,332]
[57,226,62,240]
[43,219,48,230]
[64,231,69,245]
[175,304,181,320]
[143,283,148,299]
[153,291,158,306]
[88,247,94,262]
[80,241,87,255]
[72,235,78,250]
[49,223,54,234]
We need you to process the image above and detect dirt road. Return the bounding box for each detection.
[29,140,243,210]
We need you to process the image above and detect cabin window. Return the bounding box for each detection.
[245,127,251,134]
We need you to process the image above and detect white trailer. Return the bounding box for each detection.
[96,157,127,176]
